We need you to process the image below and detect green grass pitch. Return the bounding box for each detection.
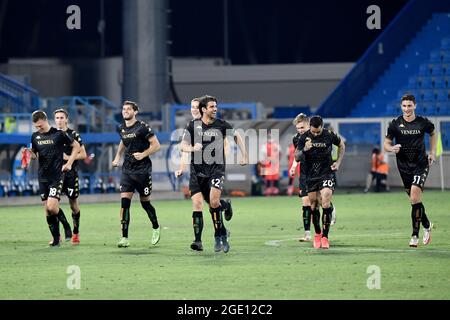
[0,191,449,300]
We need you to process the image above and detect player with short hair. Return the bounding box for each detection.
[175,98,234,252]
[384,94,436,247]
[112,101,162,248]
[180,95,248,253]
[290,113,313,241]
[54,108,87,245]
[24,110,80,247]
[295,115,345,249]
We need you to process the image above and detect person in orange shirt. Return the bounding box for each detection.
[375,151,390,192]
[364,147,380,193]
[262,135,280,196]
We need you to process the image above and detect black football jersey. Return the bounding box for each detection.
[296,129,341,180]
[386,115,435,174]
[118,120,155,174]
[31,127,74,181]
[63,128,83,172]
[293,133,305,163]
[182,119,235,177]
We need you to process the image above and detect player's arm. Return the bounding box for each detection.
[112,140,125,167]
[384,121,401,153]
[428,130,437,165]
[133,135,161,160]
[180,139,202,152]
[384,137,401,153]
[64,144,87,161]
[180,123,202,153]
[77,145,87,160]
[233,131,248,165]
[331,140,345,171]
[62,140,81,172]
[175,150,189,178]
[289,159,299,177]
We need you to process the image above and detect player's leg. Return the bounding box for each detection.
[319,187,333,249]
[69,198,80,244]
[299,188,312,242]
[221,198,233,221]
[118,192,133,247]
[57,175,73,241]
[118,173,133,247]
[67,173,81,244]
[189,174,204,251]
[138,174,160,245]
[46,197,62,247]
[190,192,204,251]
[409,168,432,246]
[208,177,229,253]
[44,181,63,247]
[308,190,322,249]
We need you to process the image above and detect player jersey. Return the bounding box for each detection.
[182,118,235,177]
[386,115,434,174]
[63,128,83,173]
[295,128,341,180]
[118,120,155,174]
[31,127,74,182]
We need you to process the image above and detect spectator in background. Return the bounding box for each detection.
[364,147,380,193]
[261,133,280,196]
[375,150,390,192]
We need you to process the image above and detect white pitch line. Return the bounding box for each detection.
[264,238,450,254]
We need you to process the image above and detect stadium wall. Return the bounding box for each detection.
[0,58,353,112]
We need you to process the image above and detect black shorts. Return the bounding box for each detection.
[39,178,63,201]
[307,172,336,193]
[120,172,152,197]
[298,172,308,198]
[62,171,79,199]
[399,166,429,195]
[189,173,224,203]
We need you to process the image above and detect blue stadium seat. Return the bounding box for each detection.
[419,77,433,89]
[436,90,449,101]
[442,50,450,62]
[419,64,431,76]
[420,90,435,101]
[350,14,450,118]
[441,38,450,50]
[445,76,450,88]
[433,77,445,88]
[435,102,448,115]
[430,50,441,62]
[408,77,418,88]
[443,63,449,75]
[431,64,444,76]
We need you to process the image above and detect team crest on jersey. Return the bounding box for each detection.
[399,123,405,127]
[196,125,202,129]
[36,136,41,139]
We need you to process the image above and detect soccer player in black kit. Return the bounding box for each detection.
[175,97,234,252]
[112,101,161,248]
[54,109,87,245]
[25,110,80,247]
[384,94,436,247]
[295,116,345,249]
[181,95,248,253]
